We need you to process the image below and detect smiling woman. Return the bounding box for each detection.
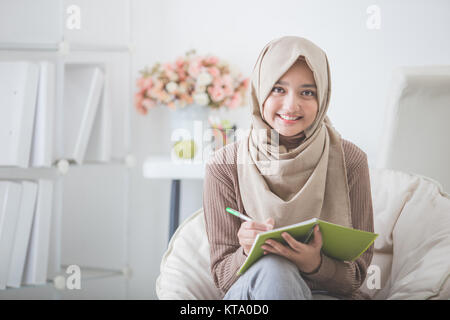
[203,36,374,300]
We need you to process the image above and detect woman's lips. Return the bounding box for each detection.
[277,114,303,124]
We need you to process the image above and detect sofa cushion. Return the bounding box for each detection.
[156,207,222,299]
[361,168,450,299]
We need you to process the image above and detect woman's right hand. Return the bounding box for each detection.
[238,218,275,256]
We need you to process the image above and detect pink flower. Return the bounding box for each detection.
[163,63,178,80]
[222,74,234,96]
[180,93,193,104]
[211,77,223,88]
[204,55,219,65]
[188,57,203,77]
[177,69,187,81]
[143,77,153,90]
[136,104,148,115]
[136,77,145,88]
[163,62,175,72]
[167,101,176,110]
[134,92,144,108]
[175,56,185,68]
[207,67,220,78]
[136,77,153,90]
[142,98,156,110]
[208,85,226,102]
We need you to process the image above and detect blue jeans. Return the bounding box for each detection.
[223,255,313,300]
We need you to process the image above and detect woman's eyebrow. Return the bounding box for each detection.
[275,80,316,88]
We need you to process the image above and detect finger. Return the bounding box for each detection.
[240,229,264,240]
[261,243,276,255]
[260,244,271,252]
[281,232,306,252]
[242,221,271,232]
[312,225,323,248]
[265,218,275,230]
[265,239,293,259]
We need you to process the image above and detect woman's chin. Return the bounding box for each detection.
[275,128,304,137]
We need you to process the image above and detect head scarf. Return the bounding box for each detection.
[236,36,353,228]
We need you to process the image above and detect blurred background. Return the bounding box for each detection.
[0,0,449,299]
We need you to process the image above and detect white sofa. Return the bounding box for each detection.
[156,167,450,300]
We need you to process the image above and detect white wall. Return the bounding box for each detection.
[128,0,450,299]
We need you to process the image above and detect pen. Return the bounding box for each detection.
[225,207,253,222]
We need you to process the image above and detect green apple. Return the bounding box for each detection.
[173,139,197,159]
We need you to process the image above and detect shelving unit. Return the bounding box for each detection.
[0,0,133,298]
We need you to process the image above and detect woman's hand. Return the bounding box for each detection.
[238,218,275,256]
[261,225,323,274]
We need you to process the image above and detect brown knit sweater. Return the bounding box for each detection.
[202,138,374,300]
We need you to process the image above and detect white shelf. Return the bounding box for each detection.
[0,167,60,180]
[0,42,132,53]
[0,42,61,51]
[0,161,129,180]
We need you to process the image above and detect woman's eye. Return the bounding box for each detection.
[302,90,315,97]
[272,86,284,93]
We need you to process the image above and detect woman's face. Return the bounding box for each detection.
[263,59,319,137]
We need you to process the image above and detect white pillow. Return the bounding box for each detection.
[362,168,450,299]
[379,170,450,299]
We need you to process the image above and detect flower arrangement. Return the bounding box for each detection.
[134,50,249,115]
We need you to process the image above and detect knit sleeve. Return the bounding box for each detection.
[302,141,375,299]
[203,162,247,294]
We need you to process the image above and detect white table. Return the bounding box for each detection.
[142,154,208,241]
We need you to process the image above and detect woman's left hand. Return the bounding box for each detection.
[261,225,323,274]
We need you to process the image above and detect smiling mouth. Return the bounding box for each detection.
[277,114,303,122]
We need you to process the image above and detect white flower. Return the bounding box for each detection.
[193,92,210,106]
[196,71,213,86]
[166,81,178,93]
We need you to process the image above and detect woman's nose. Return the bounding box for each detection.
[282,93,302,111]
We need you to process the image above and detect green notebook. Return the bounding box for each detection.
[237,218,378,275]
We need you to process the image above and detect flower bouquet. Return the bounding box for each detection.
[134,49,249,114]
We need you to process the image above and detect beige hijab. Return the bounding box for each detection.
[236,36,353,229]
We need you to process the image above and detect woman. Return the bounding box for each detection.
[203,36,374,300]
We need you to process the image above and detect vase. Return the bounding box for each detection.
[208,107,238,152]
[169,104,209,161]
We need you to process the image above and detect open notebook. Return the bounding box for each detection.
[238,218,378,275]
